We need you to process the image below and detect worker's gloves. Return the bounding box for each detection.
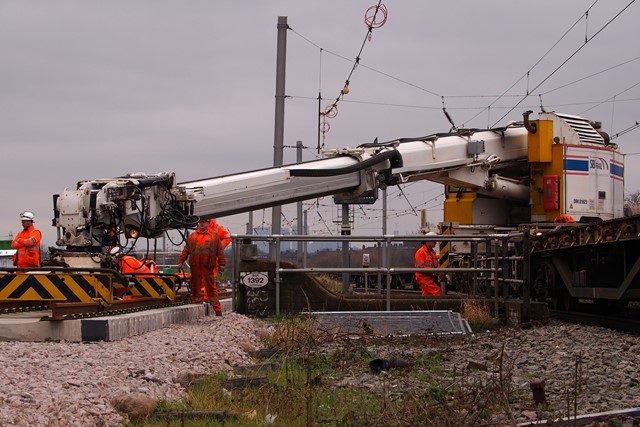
[219,266,225,273]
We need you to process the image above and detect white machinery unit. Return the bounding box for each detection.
[2,110,634,312]
[52,111,623,251]
[31,110,640,308]
[537,112,624,221]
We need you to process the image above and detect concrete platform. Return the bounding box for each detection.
[0,298,233,342]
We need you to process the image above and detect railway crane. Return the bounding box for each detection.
[1,111,637,311]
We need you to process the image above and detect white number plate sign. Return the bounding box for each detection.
[241,272,269,288]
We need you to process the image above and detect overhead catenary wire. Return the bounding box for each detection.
[252,185,443,236]
[289,3,388,151]
[612,121,640,140]
[578,80,640,116]
[269,4,640,236]
[321,2,387,149]
[286,77,640,128]
[397,185,418,216]
[470,1,602,126]
[491,0,636,127]
[459,0,598,127]
[328,1,388,104]
[288,94,640,115]
[315,46,441,98]
[288,2,638,133]
[315,209,333,234]
[541,55,640,96]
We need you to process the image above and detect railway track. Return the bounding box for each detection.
[0,300,50,314]
[549,309,640,334]
[44,296,190,320]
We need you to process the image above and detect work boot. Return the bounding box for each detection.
[215,311,222,317]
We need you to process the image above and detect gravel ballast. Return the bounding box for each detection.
[0,314,638,426]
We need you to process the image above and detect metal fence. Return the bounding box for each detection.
[230,231,531,316]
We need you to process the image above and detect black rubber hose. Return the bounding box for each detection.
[289,149,402,178]
[132,174,173,189]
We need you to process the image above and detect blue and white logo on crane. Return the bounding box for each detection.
[565,154,623,182]
[589,157,609,171]
[610,159,624,182]
[564,155,589,176]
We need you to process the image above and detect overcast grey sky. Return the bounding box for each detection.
[1,1,639,246]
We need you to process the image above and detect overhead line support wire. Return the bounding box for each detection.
[463,0,599,127]
[332,2,384,101]
[292,43,442,98]
[441,96,456,132]
[578,80,640,116]
[491,0,635,127]
[612,121,640,140]
[318,1,388,145]
[398,185,418,216]
[542,55,640,96]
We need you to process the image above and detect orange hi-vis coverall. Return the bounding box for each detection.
[206,219,231,302]
[120,256,158,274]
[415,244,442,296]
[210,219,232,249]
[178,228,225,311]
[11,225,42,268]
[115,256,158,298]
[554,214,576,223]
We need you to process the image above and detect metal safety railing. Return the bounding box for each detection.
[229,231,531,318]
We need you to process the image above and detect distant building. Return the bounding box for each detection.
[253,227,343,255]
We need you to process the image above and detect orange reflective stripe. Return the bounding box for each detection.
[211,223,231,248]
[415,245,439,286]
[180,230,222,267]
[415,246,438,268]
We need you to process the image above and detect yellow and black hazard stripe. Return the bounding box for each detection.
[126,275,178,300]
[0,273,114,304]
[439,222,454,270]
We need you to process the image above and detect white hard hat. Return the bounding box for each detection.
[425,231,438,236]
[20,211,35,221]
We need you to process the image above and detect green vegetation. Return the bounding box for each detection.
[133,313,522,427]
[461,299,502,332]
[136,353,507,426]
[131,310,607,427]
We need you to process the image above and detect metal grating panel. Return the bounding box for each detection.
[308,310,472,337]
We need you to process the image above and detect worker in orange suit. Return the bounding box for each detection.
[178,219,225,315]
[11,211,42,268]
[207,218,231,301]
[120,256,158,274]
[415,231,442,296]
[554,214,576,223]
[108,247,158,274]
